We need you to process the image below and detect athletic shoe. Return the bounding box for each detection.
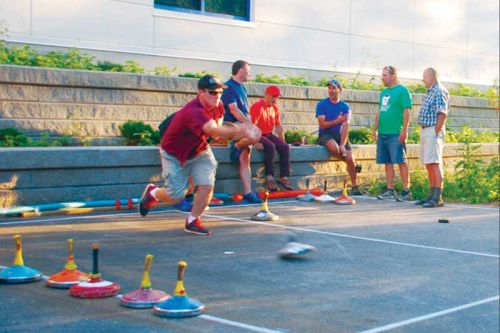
[377,188,396,200]
[139,184,159,217]
[278,178,293,191]
[399,189,413,201]
[266,178,279,192]
[184,218,211,235]
[173,199,193,212]
[209,196,224,206]
[423,198,444,208]
[243,192,263,204]
[229,141,241,164]
[349,186,363,196]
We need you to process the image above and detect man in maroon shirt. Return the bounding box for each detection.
[139,75,261,235]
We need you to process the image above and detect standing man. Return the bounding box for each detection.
[416,67,449,208]
[373,66,413,200]
[138,75,260,235]
[250,85,293,192]
[316,79,361,195]
[222,60,263,203]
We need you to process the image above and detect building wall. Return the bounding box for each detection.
[0,65,498,146]
[0,0,498,85]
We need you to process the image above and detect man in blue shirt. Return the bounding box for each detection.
[222,60,262,203]
[417,67,449,208]
[316,79,361,195]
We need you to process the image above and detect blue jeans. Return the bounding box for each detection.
[376,134,407,164]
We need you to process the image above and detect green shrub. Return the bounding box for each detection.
[349,127,374,144]
[0,128,29,147]
[178,70,219,79]
[284,130,317,144]
[96,61,124,72]
[119,120,157,146]
[152,65,177,76]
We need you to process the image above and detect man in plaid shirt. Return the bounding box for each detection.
[417,68,449,208]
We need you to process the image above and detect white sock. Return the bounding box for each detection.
[150,188,159,199]
[187,215,197,224]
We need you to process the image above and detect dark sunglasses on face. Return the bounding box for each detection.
[208,90,223,96]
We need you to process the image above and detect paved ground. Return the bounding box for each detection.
[0,196,499,333]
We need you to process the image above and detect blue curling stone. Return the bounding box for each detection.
[153,296,205,318]
[0,265,43,284]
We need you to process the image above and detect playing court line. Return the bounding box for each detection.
[0,266,282,333]
[199,314,283,333]
[358,295,500,333]
[360,195,500,211]
[0,200,294,226]
[202,213,500,258]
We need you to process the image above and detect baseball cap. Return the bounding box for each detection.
[198,75,228,90]
[265,85,281,97]
[326,79,342,90]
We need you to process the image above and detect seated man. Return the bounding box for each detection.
[250,85,293,191]
[316,79,361,195]
[222,60,262,203]
[138,75,260,236]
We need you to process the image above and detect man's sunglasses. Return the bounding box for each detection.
[208,90,223,96]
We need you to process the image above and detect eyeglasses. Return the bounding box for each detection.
[207,90,223,96]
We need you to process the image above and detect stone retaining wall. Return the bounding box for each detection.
[0,65,498,146]
[0,143,497,208]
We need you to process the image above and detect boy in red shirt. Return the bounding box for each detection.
[139,75,261,235]
[250,85,293,191]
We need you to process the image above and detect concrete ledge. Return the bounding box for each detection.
[0,143,497,207]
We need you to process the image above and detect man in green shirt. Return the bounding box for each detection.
[372,66,412,200]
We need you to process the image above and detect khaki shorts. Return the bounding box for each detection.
[159,148,218,199]
[420,126,444,165]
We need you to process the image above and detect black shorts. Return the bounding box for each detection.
[318,132,351,150]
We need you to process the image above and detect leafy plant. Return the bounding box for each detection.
[0,128,28,147]
[152,65,177,76]
[178,70,218,79]
[445,143,499,203]
[349,127,374,144]
[119,120,158,146]
[284,130,317,144]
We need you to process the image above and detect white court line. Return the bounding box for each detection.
[0,266,279,333]
[358,295,500,333]
[0,200,295,226]
[199,314,283,333]
[358,195,500,211]
[202,213,500,258]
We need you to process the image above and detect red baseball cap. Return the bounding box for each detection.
[265,85,281,97]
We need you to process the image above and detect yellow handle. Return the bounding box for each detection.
[68,239,74,257]
[13,234,24,266]
[14,234,21,250]
[140,254,154,289]
[177,261,187,281]
[174,261,188,296]
[144,254,153,272]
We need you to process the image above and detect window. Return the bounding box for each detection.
[154,0,250,21]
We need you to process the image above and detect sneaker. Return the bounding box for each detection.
[139,184,159,217]
[398,189,413,201]
[278,177,294,191]
[349,186,363,196]
[266,178,279,192]
[242,192,263,204]
[229,141,241,164]
[184,218,211,235]
[422,198,444,208]
[377,188,396,200]
[209,196,224,206]
[173,199,193,212]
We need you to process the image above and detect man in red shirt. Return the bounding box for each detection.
[139,75,261,235]
[250,85,293,192]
